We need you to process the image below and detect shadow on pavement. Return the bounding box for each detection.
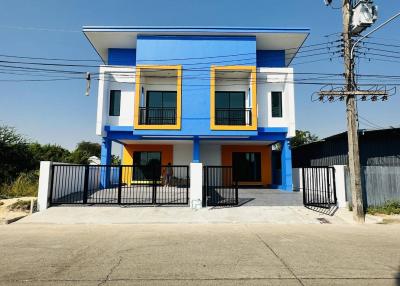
[305,205,339,216]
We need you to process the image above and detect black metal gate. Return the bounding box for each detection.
[302,167,337,208]
[203,166,238,206]
[49,164,189,206]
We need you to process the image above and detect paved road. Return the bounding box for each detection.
[0,224,399,285]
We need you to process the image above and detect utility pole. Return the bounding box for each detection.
[343,0,365,223]
[321,1,398,222]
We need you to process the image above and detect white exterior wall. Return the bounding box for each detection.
[200,144,221,166]
[257,68,295,137]
[173,143,221,166]
[96,66,295,137]
[173,143,192,165]
[96,66,135,136]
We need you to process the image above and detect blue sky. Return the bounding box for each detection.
[0,0,399,150]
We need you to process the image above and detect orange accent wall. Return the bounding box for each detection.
[122,144,173,184]
[221,145,272,186]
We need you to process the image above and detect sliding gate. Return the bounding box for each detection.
[203,166,238,206]
[302,167,337,208]
[49,164,189,206]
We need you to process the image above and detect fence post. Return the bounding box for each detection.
[118,165,123,204]
[333,165,347,208]
[186,166,190,205]
[235,171,239,205]
[37,161,53,212]
[152,164,157,204]
[332,167,337,205]
[83,165,89,204]
[202,166,207,207]
[190,163,203,209]
[326,167,331,206]
[48,164,55,207]
[302,167,306,205]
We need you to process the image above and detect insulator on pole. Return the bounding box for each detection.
[85,72,91,96]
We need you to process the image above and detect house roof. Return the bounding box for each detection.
[82,26,310,65]
[294,127,400,149]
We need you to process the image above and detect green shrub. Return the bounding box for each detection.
[368,200,400,215]
[0,171,39,198]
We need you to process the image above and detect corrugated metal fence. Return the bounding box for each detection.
[345,166,400,207]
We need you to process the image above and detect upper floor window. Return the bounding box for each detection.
[210,66,257,130]
[109,90,121,116]
[215,91,251,126]
[271,91,283,118]
[134,65,182,130]
[139,91,177,125]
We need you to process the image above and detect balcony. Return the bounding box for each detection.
[134,65,182,130]
[210,66,257,130]
[139,107,177,125]
[215,108,252,126]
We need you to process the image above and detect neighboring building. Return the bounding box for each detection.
[88,156,101,165]
[83,26,309,191]
[292,128,400,167]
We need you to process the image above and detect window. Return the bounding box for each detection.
[146,91,177,108]
[210,66,257,130]
[215,91,245,109]
[271,91,283,118]
[109,90,121,116]
[133,151,162,180]
[134,65,182,130]
[215,91,247,125]
[140,91,177,125]
[232,152,261,182]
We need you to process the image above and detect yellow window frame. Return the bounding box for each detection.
[210,65,257,130]
[134,65,182,130]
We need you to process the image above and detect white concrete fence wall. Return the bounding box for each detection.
[38,161,348,211]
[38,161,204,211]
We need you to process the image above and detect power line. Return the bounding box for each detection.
[0,40,338,65]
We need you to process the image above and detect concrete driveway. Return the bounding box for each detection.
[0,224,399,285]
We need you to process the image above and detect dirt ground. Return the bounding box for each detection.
[0,197,36,224]
[375,214,400,224]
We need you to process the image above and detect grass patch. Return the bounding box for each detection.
[7,199,33,212]
[367,200,400,215]
[0,171,38,199]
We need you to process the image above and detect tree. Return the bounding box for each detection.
[290,130,319,149]
[0,126,35,184]
[28,143,71,168]
[67,141,101,164]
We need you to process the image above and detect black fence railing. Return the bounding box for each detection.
[301,167,337,209]
[139,107,177,125]
[215,108,252,126]
[203,166,239,207]
[49,164,189,206]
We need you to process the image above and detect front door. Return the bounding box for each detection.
[133,151,162,181]
[232,152,262,184]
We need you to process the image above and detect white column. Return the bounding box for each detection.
[333,165,347,208]
[292,168,303,191]
[37,161,52,212]
[190,162,203,209]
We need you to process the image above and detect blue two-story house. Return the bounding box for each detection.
[83,26,309,192]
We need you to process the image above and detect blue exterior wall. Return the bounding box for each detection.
[256,50,285,67]
[135,35,257,136]
[108,48,136,65]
